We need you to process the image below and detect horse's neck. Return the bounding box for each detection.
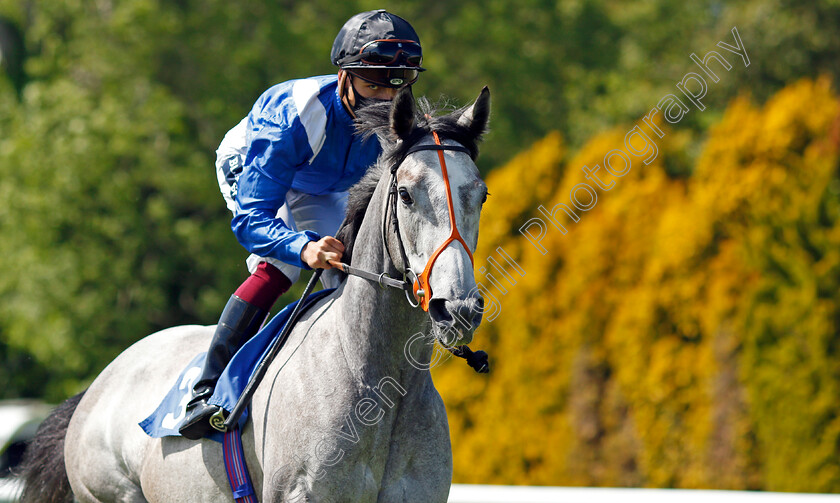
[332,181,434,384]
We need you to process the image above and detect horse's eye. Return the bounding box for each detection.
[398,187,413,205]
[482,191,490,204]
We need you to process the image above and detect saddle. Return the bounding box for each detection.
[139,288,335,441]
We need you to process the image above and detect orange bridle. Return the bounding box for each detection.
[411,131,475,311]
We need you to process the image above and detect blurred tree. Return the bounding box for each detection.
[433,77,840,490]
[0,16,24,95]
[0,1,246,399]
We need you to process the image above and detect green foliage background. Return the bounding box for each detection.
[1,0,839,490]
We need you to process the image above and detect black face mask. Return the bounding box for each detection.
[350,80,392,112]
[353,95,390,111]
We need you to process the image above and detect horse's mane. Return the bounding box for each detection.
[335,97,486,266]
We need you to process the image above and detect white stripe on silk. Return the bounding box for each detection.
[292,78,328,163]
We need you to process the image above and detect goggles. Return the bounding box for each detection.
[340,39,424,70]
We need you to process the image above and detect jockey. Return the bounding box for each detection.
[179,9,425,440]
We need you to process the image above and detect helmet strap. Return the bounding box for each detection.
[338,70,357,118]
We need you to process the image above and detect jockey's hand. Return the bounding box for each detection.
[301,236,345,270]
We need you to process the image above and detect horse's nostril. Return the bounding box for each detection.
[428,299,452,325]
[475,296,484,312]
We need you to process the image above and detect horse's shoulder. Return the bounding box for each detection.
[294,288,342,331]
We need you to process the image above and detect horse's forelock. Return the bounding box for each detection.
[338,97,486,265]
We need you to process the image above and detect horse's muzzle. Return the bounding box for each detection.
[428,293,484,345]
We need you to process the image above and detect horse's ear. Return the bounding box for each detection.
[389,87,415,140]
[457,86,491,140]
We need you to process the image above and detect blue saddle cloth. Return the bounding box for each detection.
[139,288,335,442]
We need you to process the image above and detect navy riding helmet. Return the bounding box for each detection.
[331,10,426,88]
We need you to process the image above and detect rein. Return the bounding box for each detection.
[331,261,412,291]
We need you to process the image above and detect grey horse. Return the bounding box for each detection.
[18,86,490,503]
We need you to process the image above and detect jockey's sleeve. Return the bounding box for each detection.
[231,116,321,270]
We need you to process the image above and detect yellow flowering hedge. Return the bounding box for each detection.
[433,78,840,490]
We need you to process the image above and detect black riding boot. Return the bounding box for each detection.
[178,295,266,440]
